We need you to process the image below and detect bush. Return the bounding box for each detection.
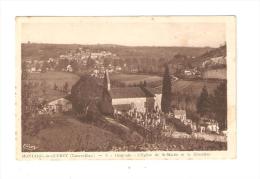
[22,115,52,136]
[172,118,193,134]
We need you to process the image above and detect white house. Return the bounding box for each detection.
[184,70,192,76]
[66,65,73,72]
[199,117,219,134]
[45,97,72,114]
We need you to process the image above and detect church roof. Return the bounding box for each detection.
[110,87,155,99]
[145,87,162,94]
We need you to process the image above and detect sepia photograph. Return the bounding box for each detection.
[16,16,236,159]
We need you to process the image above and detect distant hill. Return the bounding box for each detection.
[190,44,227,80]
[21,43,213,62]
[191,44,226,67]
[22,43,83,61]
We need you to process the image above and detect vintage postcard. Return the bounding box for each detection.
[16,16,236,160]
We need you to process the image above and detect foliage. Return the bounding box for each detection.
[71,76,102,113]
[53,83,58,90]
[70,75,113,120]
[196,81,227,130]
[63,82,69,93]
[196,85,211,116]
[211,81,227,130]
[21,65,40,119]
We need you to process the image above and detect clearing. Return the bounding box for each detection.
[110,73,162,86]
[155,79,222,96]
[27,71,80,90]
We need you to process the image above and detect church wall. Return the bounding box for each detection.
[112,97,147,113]
[112,95,162,113]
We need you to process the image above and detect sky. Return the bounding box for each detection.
[21,22,225,47]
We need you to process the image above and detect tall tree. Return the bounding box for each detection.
[53,83,58,90]
[143,80,147,87]
[197,85,211,116]
[63,82,69,93]
[211,81,227,130]
[71,76,102,115]
[161,64,172,113]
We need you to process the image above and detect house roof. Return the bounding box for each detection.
[110,87,154,99]
[48,97,71,105]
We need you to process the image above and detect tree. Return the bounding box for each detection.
[70,75,104,120]
[161,64,172,113]
[71,61,79,72]
[57,58,69,70]
[196,85,211,116]
[63,82,69,93]
[211,81,227,130]
[143,80,147,87]
[41,80,47,95]
[53,83,58,90]
[42,61,49,72]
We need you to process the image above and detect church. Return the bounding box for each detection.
[101,71,162,114]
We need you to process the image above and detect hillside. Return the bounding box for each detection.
[155,79,221,97]
[191,44,226,67]
[22,43,83,61]
[22,43,212,62]
[202,68,227,80]
[22,117,124,152]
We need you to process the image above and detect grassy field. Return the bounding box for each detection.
[154,79,221,97]
[202,68,227,80]
[27,71,80,90]
[110,73,162,86]
[172,79,221,96]
[154,79,223,112]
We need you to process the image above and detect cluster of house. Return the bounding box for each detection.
[202,56,226,68]
[90,63,123,78]
[183,68,201,78]
[59,48,115,62]
[58,49,123,74]
[24,48,123,74]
